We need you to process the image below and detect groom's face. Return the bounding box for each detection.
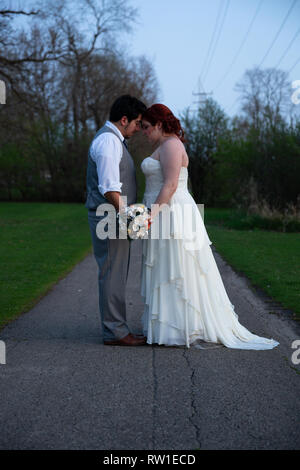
[122,114,142,138]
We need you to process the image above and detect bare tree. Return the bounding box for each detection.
[0,0,159,202]
[234,66,295,129]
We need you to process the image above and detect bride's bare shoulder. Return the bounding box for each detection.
[160,137,184,153]
[160,137,188,164]
[158,138,185,168]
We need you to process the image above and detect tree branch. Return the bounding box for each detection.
[0,9,40,16]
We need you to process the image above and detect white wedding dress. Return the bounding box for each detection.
[140,156,279,350]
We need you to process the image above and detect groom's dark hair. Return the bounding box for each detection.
[109,95,146,122]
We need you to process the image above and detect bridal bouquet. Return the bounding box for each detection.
[117,204,151,240]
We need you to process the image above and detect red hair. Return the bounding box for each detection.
[142,104,186,142]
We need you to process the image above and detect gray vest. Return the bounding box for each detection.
[85,124,137,209]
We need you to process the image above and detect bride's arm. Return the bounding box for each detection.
[150,139,183,220]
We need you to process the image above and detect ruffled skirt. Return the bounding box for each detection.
[140,191,279,350]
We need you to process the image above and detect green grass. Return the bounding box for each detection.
[204,207,300,232]
[0,202,92,328]
[205,209,300,319]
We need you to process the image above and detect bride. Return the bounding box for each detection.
[140,103,279,350]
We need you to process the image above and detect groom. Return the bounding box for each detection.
[85,95,147,346]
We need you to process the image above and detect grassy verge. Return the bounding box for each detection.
[204,207,300,232]
[0,202,92,329]
[205,209,300,319]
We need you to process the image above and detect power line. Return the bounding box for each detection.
[257,0,298,68]
[199,0,224,82]
[275,26,300,69]
[195,76,205,94]
[213,0,264,92]
[289,55,300,73]
[224,26,300,116]
[204,0,300,117]
[202,0,231,86]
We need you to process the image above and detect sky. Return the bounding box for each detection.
[8,0,300,118]
[125,0,300,117]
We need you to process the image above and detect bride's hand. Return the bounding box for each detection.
[148,203,160,221]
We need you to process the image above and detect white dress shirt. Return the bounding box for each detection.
[90,120,124,196]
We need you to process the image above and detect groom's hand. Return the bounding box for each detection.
[104,191,125,212]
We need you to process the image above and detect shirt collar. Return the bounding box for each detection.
[105,120,125,142]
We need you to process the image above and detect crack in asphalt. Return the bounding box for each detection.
[182,349,201,449]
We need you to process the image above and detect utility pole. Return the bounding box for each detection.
[192,77,213,110]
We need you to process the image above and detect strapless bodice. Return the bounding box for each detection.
[141,157,189,203]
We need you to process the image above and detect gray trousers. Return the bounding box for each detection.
[88,209,131,341]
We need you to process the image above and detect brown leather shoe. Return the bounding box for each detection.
[104,333,147,346]
[132,333,147,340]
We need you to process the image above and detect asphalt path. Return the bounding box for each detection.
[0,240,299,450]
